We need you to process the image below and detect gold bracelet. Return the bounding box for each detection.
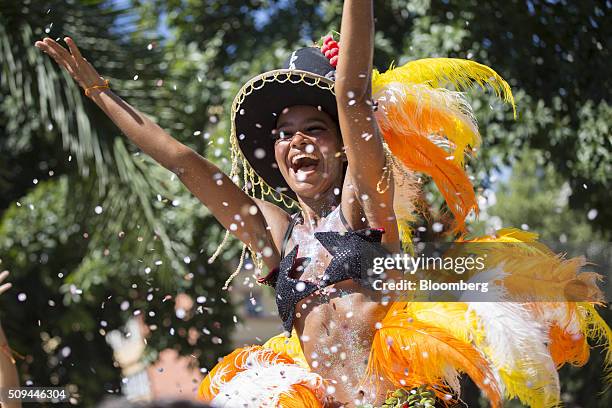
[84,79,110,97]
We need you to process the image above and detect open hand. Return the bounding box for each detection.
[34,37,107,95]
[0,270,11,296]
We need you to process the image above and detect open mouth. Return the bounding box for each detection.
[290,153,320,179]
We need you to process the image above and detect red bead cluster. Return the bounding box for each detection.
[321,35,339,67]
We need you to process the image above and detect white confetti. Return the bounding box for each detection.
[254,148,266,159]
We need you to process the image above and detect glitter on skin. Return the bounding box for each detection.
[287,207,394,404]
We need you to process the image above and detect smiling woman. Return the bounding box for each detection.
[273,106,344,200]
[34,0,611,406]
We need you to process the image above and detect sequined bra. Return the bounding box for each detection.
[257,207,387,332]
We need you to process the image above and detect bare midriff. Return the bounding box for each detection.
[293,279,395,407]
[282,206,400,406]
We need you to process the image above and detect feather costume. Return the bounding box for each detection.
[198,53,611,407]
[372,58,516,233]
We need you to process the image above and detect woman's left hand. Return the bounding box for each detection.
[0,270,12,296]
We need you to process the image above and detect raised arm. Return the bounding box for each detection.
[336,1,397,240]
[34,38,286,268]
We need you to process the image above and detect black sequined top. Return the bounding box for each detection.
[257,208,388,332]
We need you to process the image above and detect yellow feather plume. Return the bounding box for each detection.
[263,330,309,369]
[580,303,612,385]
[458,228,611,394]
[408,302,478,343]
[372,58,516,118]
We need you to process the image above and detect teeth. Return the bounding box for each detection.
[291,154,318,165]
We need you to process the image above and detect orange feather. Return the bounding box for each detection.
[379,119,478,232]
[367,303,502,407]
[549,323,590,368]
[277,384,324,408]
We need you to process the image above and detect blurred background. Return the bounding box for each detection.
[0,0,610,406]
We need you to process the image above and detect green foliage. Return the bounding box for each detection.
[487,148,606,242]
[433,0,612,233]
[1,0,239,404]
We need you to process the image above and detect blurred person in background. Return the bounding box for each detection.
[0,271,21,408]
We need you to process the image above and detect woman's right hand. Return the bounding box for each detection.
[0,270,11,296]
[34,37,107,95]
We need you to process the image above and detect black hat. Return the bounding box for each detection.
[230,47,338,202]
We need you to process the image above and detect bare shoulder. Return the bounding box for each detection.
[252,198,292,256]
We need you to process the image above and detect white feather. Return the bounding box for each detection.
[210,348,325,407]
[468,302,561,407]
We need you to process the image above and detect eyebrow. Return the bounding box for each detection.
[276,118,328,129]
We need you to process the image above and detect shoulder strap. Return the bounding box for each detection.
[280,212,302,259]
[338,207,353,232]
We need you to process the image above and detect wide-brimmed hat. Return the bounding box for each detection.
[230,46,338,202]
